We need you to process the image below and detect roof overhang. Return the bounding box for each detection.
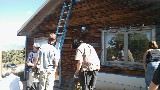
[17,0,64,36]
[17,0,160,36]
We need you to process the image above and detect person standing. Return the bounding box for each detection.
[143,40,160,90]
[38,33,60,90]
[149,63,160,90]
[117,43,134,62]
[74,38,100,90]
[26,43,40,90]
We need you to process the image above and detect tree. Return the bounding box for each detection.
[2,49,25,64]
[128,33,149,62]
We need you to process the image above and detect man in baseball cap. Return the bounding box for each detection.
[33,43,40,48]
[26,43,40,90]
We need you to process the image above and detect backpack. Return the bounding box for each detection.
[81,44,100,71]
[146,49,160,64]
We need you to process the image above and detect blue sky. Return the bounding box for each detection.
[0,0,46,51]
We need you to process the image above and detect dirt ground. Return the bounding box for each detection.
[22,72,62,90]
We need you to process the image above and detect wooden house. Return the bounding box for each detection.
[17,0,160,89]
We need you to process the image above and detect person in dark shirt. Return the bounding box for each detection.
[26,43,40,90]
[143,41,160,90]
[149,64,160,90]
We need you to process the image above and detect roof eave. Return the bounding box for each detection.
[17,0,63,36]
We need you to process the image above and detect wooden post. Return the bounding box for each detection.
[0,50,2,79]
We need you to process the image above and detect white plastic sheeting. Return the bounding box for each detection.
[0,74,22,90]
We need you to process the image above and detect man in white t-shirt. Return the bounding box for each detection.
[38,33,60,90]
[74,39,100,90]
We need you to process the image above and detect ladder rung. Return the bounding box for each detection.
[57,33,63,35]
[58,26,63,28]
[61,19,65,21]
[65,5,70,7]
[64,11,68,14]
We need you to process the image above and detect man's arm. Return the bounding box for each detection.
[54,49,60,67]
[26,52,34,67]
[52,49,60,67]
[75,60,82,73]
[54,59,59,67]
[26,62,34,67]
[143,50,148,72]
[149,81,159,90]
[39,50,44,72]
[75,48,83,73]
[34,54,40,66]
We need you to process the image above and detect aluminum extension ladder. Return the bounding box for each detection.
[54,0,73,88]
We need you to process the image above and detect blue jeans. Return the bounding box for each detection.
[145,61,160,90]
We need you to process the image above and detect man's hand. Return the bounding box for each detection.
[75,70,79,74]
[74,72,79,78]
[32,64,37,68]
[54,60,59,67]
[26,62,34,67]
[76,60,82,73]
[55,63,58,67]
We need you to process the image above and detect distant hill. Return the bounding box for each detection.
[1,44,25,51]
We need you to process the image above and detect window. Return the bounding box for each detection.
[101,26,156,71]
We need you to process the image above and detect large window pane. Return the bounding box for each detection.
[106,33,124,62]
[105,31,151,63]
[128,32,150,63]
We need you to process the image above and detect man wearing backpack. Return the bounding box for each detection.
[149,63,160,90]
[143,41,160,90]
[74,38,100,90]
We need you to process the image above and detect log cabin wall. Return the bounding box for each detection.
[26,0,160,88]
[26,38,34,57]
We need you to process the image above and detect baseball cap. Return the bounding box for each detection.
[33,43,40,48]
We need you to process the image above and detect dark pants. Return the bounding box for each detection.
[26,70,33,88]
[26,69,40,90]
[79,71,98,90]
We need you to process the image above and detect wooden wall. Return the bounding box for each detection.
[26,38,34,57]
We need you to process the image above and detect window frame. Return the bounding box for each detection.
[101,26,156,68]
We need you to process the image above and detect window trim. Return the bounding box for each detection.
[101,26,156,67]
